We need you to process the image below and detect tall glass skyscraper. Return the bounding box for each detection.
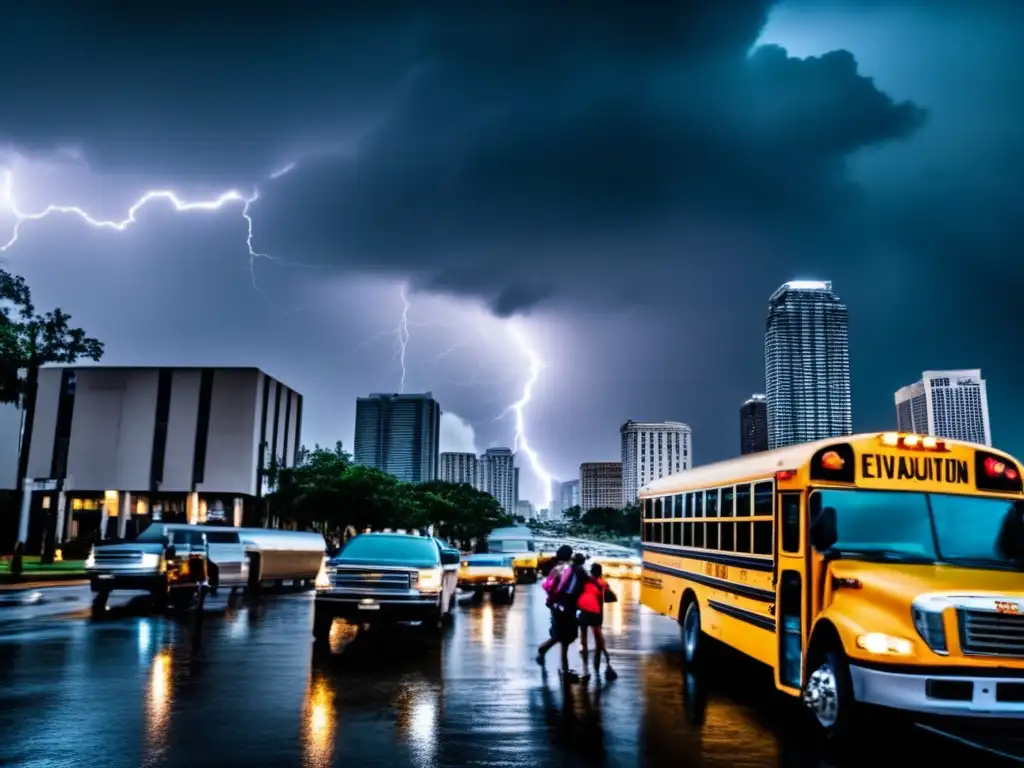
[765,281,852,450]
[353,392,441,483]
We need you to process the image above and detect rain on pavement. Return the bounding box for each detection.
[0,581,1013,767]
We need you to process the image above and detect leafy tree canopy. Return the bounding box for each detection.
[266,446,514,548]
[0,268,104,404]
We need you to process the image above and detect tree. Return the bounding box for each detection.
[564,505,583,523]
[0,269,103,547]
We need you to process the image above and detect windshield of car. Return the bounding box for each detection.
[489,539,530,553]
[814,489,1023,569]
[339,535,438,564]
[465,556,509,567]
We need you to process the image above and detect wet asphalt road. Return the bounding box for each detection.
[0,581,1018,767]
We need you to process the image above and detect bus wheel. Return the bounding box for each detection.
[681,599,703,667]
[803,648,855,741]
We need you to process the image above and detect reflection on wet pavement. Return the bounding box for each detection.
[0,581,1015,767]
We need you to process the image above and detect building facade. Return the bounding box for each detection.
[9,366,301,551]
[580,462,623,511]
[895,369,991,446]
[558,479,580,513]
[439,452,477,485]
[477,447,516,514]
[620,421,691,506]
[740,395,768,455]
[353,393,441,483]
[765,280,852,450]
[515,499,535,520]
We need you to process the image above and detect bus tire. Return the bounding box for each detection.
[803,645,857,743]
[681,598,704,668]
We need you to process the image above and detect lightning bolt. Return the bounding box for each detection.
[395,285,411,394]
[505,324,556,511]
[0,163,296,303]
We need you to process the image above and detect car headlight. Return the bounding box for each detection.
[417,567,443,592]
[856,632,913,656]
[912,598,949,654]
[315,558,332,589]
[140,553,162,568]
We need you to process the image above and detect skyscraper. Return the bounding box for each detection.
[558,479,580,513]
[353,393,441,483]
[740,395,768,455]
[580,462,623,511]
[477,447,516,514]
[895,370,991,446]
[439,452,477,485]
[765,281,851,450]
[620,421,692,506]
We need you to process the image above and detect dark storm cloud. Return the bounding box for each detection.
[0,1,922,315]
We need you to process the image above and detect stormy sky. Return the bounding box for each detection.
[1,1,1021,507]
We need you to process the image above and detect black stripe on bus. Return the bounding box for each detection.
[642,544,773,573]
[643,561,775,603]
[708,600,776,633]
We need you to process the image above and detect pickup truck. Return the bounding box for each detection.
[84,523,249,616]
[313,532,460,641]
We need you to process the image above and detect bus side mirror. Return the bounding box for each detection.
[811,507,838,552]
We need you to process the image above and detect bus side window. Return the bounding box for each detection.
[720,522,735,551]
[685,493,693,518]
[735,484,751,517]
[706,489,719,518]
[721,487,734,517]
[683,520,693,547]
[673,521,681,546]
[737,521,752,553]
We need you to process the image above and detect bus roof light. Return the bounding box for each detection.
[881,432,900,447]
[820,451,845,471]
[878,433,947,452]
[776,469,797,481]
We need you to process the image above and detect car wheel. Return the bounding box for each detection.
[803,648,857,742]
[681,599,704,668]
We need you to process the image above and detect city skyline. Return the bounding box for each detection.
[2,2,1022,509]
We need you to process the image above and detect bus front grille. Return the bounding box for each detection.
[959,609,1024,657]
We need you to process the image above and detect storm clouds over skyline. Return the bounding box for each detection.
[1,1,1021,505]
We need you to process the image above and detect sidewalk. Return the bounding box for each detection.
[0,578,88,591]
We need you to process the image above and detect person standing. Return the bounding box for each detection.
[537,547,587,681]
[577,562,618,680]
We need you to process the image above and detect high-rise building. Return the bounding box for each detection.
[513,467,520,510]
[478,447,516,514]
[439,452,477,485]
[765,280,852,450]
[515,499,535,520]
[353,393,441,483]
[895,370,991,446]
[580,462,622,511]
[620,421,692,506]
[740,395,768,455]
[558,479,580,513]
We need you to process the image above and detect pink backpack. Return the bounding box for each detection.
[542,563,565,595]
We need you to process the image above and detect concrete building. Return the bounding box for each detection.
[353,393,441,483]
[9,366,301,551]
[765,280,852,450]
[895,369,992,447]
[558,479,579,513]
[580,462,622,511]
[478,447,516,514]
[515,499,535,520]
[439,452,477,485]
[740,395,768,455]
[620,421,691,506]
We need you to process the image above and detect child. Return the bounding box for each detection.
[576,563,618,680]
[537,549,588,682]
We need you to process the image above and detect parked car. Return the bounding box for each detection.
[457,554,516,603]
[314,533,460,640]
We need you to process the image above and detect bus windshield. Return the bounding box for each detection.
[814,489,1023,570]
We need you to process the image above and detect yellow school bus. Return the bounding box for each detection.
[639,432,1024,737]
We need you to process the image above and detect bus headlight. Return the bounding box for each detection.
[417,567,443,592]
[912,602,949,654]
[856,632,913,656]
